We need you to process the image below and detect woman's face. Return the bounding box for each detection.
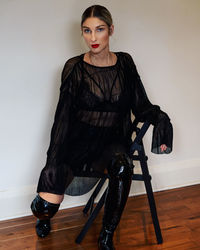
[82,17,114,54]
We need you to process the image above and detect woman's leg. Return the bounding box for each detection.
[39,192,64,204]
[31,184,72,238]
[31,163,74,237]
[31,193,63,238]
[98,152,134,250]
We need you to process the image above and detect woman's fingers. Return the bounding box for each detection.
[160,144,167,152]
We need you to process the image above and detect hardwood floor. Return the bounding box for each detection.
[0,184,200,250]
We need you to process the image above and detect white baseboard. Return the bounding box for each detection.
[1,158,200,221]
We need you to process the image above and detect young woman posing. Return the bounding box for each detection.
[31,5,172,250]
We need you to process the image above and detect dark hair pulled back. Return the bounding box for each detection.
[81,5,113,28]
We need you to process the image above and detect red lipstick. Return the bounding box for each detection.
[91,44,99,48]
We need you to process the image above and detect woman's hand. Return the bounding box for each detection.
[160,144,167,152]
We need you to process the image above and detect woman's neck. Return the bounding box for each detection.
[87,49,115,67]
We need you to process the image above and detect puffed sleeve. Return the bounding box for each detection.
[125,53,173,154]
[46,58,80,165]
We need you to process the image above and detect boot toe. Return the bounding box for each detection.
[36,219,51,238]
[98,230,115,250]
[98,241,115,250]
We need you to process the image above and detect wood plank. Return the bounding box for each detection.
[1,184,200,249]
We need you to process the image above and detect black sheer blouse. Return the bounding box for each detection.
[37,52,173,195]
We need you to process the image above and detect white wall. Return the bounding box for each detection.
[0,0,200,220]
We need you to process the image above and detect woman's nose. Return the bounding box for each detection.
[91,31,96,42]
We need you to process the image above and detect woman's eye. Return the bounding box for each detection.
[83,29,90,33]
[97,28,104,32]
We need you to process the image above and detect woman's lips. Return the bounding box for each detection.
[91,44,99,48]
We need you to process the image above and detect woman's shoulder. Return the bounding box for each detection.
[117,51,134,61]
[61,55,82,82]
[116,52,135,69]
[63,55,82,72]
[65,55,82,66]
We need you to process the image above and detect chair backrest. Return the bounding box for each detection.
[129,120,150,155]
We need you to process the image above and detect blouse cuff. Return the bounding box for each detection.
[151,118,173,154]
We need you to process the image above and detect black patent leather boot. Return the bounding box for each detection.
[31,195,60,238]
[98,227,115,250]
[98,153,133,250]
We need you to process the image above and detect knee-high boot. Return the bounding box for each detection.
[98,153,134,250]
[31,195,60,238]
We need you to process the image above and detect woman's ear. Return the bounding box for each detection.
[109,24,114,36]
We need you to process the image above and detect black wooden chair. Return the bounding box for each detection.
[74,120,163,245]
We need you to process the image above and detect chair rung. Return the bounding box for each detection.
[132,174,152,181]
[131,155,148,161]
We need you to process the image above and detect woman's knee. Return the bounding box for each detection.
[31,194,60,220]
[107,152,134,179]
[39,192,64,204]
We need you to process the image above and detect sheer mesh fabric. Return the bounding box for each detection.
[37,52,173,195]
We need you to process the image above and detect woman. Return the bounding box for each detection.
[31,5,172,250]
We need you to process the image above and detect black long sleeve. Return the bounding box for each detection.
[46,62,74,164]
[125,53,173,154]
[37,58,81,194]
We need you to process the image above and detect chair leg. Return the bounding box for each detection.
[139,143,163,244]
[75,188,107,244]
[83,177,107,214]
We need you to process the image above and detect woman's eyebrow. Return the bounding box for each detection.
[96,25,106,28]
[82,25,106,29]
